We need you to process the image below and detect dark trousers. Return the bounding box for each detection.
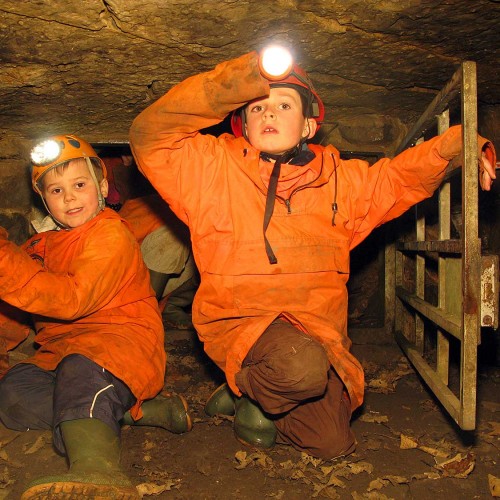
[0,354,135,453]
[235,319,356,459]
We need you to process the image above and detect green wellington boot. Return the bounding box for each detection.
[204,383,236,417]
[234,397,277,449]
[122,394,192,433]
[162,276,198,330]
[21,418,139,499]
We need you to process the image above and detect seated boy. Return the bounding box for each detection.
[0,135,191,499]
[129,49,496,459]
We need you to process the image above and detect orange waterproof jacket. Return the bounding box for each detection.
[130,52,484,411]
[0,209,165,419]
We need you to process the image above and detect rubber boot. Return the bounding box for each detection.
[21,418,139,499]
[234,397,277,450]
[204,383,236,416]
[122,394,192,434]
[162,276,198,330]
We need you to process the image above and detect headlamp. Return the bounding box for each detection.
[30,139,62,166]
[259,46,293,81]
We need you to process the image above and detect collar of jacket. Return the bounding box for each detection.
[233,139,341,192]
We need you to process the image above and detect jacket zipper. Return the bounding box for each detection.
[276,153,327,215]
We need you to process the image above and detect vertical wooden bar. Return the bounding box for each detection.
[437,111,450,384]
[415,138,425,353]
[460,61,479,430]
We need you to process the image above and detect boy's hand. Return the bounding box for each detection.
[480,152,496,191]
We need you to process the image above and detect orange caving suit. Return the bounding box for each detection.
[118,194,167,245]
[0,209,165,419]
[129,51,492,412]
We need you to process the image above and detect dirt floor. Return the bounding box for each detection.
[1,327,499,500]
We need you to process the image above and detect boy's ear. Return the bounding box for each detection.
[99,178,109,198]
[303,118,318,139]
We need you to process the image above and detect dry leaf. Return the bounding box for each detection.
[0,465,15,489]
[489,474,500,497]
[234,450,270,470]
[300,452,323,468]
[312,481,340,499]
[365,438,382,451]
[412,471,441,480]
[359,413,389,424]
[348,461,373,475]
[326,473,346,488]
[0,431,19,450]
[143,440,155,451]
[367,477,388,491]
[136,480,179,496]
[234,450,251,469]
[23,435,46,455]
[400,434,418,449]
[434,452,475,478]
[290,469,306,480]
[279,460,295,470]
[418,445,450,458]
[486,421,500,436]
[384,475,408,485]
[320,464,335,476]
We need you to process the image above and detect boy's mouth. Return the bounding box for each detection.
[66,207,83,215]
[263,126,278,134]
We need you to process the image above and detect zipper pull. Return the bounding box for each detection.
[285,199,291,214]
[331,203,338,226]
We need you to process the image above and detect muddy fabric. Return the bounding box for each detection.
[0,209,165,420]
[130,51,488,412]
[235,319,355,458]
[0,303,31,379]
[119,193,193,282]
[0,354,135,453]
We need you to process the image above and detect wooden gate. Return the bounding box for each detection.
[386,61,498,430]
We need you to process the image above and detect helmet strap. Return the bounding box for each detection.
[85,157,106,211]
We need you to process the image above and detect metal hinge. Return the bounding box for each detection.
[481,255,499,329]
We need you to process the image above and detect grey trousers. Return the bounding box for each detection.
[0,354,135,453]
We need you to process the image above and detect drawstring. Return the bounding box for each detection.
[261,144,315,265]
[263,158,282,264]
[331,154,338,226]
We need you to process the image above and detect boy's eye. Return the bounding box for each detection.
[280,103,291,110]
[250,105,263,113]
[50,188,62,195]
[76,182,86,188]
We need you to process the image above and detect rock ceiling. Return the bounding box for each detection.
[1,0,499,154]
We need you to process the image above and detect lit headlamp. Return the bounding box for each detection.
[30,139,63,166]
[258,46,294,81]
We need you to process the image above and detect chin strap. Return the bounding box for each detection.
[261,143,316,265]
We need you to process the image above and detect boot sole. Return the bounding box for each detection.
[21,480,140,499]
[178,394,193,432]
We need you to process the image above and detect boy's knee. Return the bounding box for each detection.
[283,340,330,396]
[0,382,33,430]
[310,429,356,460]
[0,377,18,408]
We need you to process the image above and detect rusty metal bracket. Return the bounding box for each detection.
[481,255,499,329]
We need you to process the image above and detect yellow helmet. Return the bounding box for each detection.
[30,134,107,194]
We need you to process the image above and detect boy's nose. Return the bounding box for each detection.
[64,190,76,202]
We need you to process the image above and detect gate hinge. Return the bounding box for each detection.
[481,255,499,329]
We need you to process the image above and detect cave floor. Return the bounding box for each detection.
[1,328,499,500]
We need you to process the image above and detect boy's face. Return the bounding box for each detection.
[244,87,317,156]
[42,158,108,228]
